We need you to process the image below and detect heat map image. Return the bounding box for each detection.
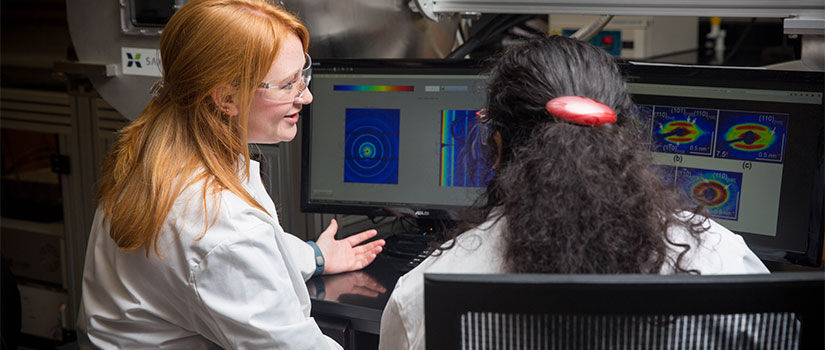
[715,111,788,163]
[344,108,400,184]
[651,106,716,156]
[440,109,492,187]
[677,167,742,221]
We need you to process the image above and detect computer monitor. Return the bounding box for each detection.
[301,59,824,266]
[301,59,487,220]
[624,63,824,266]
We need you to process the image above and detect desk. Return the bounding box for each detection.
[306,254,408,348]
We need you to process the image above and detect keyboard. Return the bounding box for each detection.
[381,231,437,273]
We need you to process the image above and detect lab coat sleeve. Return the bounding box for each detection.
[191,222,341,349]
[280,230,318,281]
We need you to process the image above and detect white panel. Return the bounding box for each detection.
[19,285,69,340]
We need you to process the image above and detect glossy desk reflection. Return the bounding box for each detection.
[306,254,407,334]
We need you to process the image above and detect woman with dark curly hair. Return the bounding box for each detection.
[378,35,767,350]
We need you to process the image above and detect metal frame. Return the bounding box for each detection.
[411,0,825,69]
[120,0,186,36]
[413,0,824,20]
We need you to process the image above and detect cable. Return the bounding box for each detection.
[446,14,535,59]
[447,14,509,59]
[570,15,614,43]
[459,17,470,43]
[722,18,756,65]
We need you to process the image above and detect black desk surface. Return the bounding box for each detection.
[306,254,409,334]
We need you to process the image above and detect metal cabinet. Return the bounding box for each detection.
[0,87,128,341]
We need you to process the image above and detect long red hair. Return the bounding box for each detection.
[98,0,309,257]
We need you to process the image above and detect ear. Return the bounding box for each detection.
[210,84,239,116]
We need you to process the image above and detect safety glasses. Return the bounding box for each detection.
[258,52,312,104]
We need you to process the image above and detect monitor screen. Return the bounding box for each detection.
[624,63,824,266]
[301,60,487,219]
[301,59,824,266]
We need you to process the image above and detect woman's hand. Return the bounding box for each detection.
[316,219,385,275]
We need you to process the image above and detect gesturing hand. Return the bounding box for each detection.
[315,219,385,275]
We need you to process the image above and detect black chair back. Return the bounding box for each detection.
[424,272,824,350]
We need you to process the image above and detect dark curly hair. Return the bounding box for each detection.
[440,35,707,274]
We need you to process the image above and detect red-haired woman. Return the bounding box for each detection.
[77,1,383,348]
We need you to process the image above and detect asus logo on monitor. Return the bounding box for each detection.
[414,210,430,217]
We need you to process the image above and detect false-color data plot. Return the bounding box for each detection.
[676,167,743,221]
[651,106,717,156]
[715,111,788,163]
[651,164,677,188]
[440,109,492,187]
[344,108,400,184]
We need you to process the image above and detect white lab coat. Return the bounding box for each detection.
[76,160,341,349]
[378,211,769,350]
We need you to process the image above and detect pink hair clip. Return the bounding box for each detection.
[545,96,616,126]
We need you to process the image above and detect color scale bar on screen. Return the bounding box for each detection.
[334,85,414,92]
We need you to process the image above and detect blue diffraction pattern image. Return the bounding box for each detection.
[344,108,400,184]
[676,167,743,221]
[651,106,717,157]
[440,110,492,187]
[715,111,788,163]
